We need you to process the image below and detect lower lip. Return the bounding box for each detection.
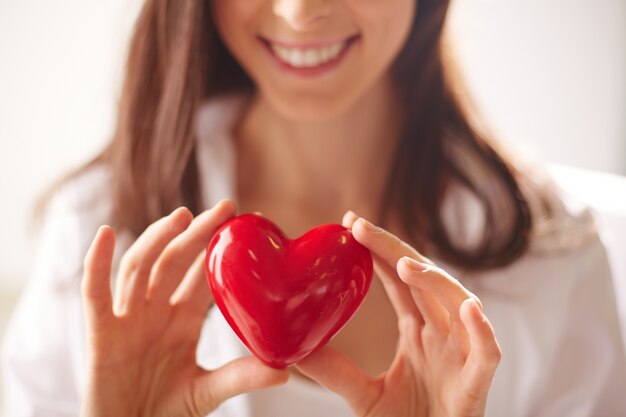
[259,36,360,79]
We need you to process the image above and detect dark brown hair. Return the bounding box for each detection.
[53,0,535,270]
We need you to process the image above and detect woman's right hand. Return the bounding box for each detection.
[80,200,288,417]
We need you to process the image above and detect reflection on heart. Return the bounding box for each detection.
[205,213,373,368]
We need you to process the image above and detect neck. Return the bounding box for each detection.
[235,76,403,227]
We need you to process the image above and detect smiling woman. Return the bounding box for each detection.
[2,0,626,416]
[74,0,533,271]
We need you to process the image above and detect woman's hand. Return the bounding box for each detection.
[80,200,288,417]
[296,212,501,417]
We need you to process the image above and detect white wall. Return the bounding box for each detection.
[0,0,142,292]
[0,0,625,295]
[449,0,626,174]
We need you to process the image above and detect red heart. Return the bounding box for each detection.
[205,213,373,368]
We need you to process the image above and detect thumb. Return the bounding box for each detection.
[193,356,289,414]
[295,346,378,415]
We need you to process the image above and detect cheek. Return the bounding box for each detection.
[359,0,416,65]
[212,1,263,65]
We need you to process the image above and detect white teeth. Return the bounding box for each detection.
[289,49,305,66]
[303,50,318,66]
[270,41,347,68]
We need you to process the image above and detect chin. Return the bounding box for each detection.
[266,89,359,124]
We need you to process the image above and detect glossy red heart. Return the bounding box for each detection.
[205,213,373,368]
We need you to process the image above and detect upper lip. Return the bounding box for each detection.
[258,34,359,49]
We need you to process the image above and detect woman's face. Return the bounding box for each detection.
[212,0,416,122]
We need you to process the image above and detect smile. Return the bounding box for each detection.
[259,35,360,77]
[269,40,348,68]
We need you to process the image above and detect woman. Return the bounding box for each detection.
[3,0,626,416]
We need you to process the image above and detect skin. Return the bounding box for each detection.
[212,0,414,122]
[296,212,501,417]
[81,202,289,417]
[81,0,502,416]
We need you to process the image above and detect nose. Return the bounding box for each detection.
[272,0,332,31]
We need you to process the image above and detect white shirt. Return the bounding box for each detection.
[3,93,626,417]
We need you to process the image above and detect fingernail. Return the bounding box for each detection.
[214,199,236,212]
[402,256,431,272]
[465,298,484,319]
[168,207,192,230]
[462,297,482,315]
[222,199,238,212]
[359,218,382,233]
[169,207,179,216]
[97,225,111,233]
[470,297,484,313]
[342,210,359,227]
[170,207,187,217]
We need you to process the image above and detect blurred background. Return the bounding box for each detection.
[1,0,625,411]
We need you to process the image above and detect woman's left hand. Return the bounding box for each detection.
[296,212,501,417]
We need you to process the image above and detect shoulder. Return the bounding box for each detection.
[438,160,598,262]
[446,161,608,293]
[468,167,626,414]
[44,162,113,241]
[0,165,113,409]
[47,162,111,212]
[520,163,598,257]
[36,163,115,288]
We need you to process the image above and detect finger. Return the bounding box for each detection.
[348,215,428,327]
[458,298,501,405]
[148,199,236,304]
[82,226,115,330]
[351,217,434,268]
[342,210,359,228]
[170,252,214,315]
[373,254,423,326]
[394,257,451,331]
[408,287,449,332]
[114,207,193,314]
[344,212,422,323]
[398,257,479,353]
[296,346,379,416]
[397,257,481,316]
[193,356,289,413]
[353,217,471,350]
[350,216,438,327]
